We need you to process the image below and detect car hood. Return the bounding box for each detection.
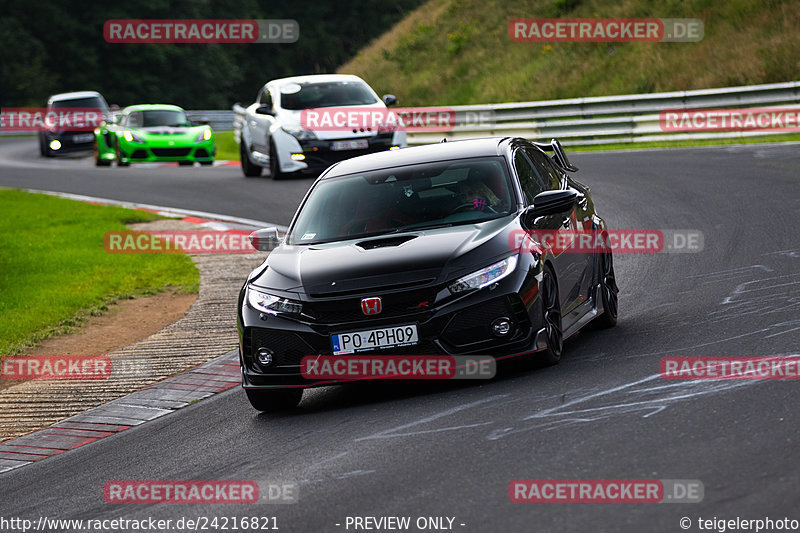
[276,102,389,141]
[251,218,517,297]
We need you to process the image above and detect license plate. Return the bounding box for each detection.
[331,324,418,355]
[331,139,369,151]
[73,134,94,143]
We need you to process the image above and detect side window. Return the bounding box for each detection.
[513,151,547,204]
[525,148,562,190]
[259,88,273,110]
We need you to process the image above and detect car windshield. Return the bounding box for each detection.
[127,110,190,128]
[288,157,515,245]
[279,81,378,110]
[51,97,105,109]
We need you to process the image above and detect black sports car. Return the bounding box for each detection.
[237,137,618,411]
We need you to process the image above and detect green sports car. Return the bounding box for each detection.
[94,104,215,166]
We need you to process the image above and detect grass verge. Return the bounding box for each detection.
[0,189,199,355]
[214,130,237,161]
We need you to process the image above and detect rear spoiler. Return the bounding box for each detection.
[531,138,578,172]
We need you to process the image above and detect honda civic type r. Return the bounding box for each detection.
[237,137,618,411]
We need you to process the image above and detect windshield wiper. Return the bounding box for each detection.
[392,222,454,233]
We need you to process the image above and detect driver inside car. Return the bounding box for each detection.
[452,167,504,211]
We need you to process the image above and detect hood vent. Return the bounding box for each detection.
[356,235,417,250]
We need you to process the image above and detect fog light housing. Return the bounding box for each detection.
[491,317,512,337]
[256,348,274,366]
[49,140,62,150]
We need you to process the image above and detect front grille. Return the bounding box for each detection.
[131,149,147,159]
[195,148,209,158]
[151,147,191,157]
[305,287,437,323]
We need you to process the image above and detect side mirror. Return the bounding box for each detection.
[382,94,398,107]
[255,105,274,115]
[248,227,282,251]
[523,190,577,224]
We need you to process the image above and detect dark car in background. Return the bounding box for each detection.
[38,91,110,157]
[237,137,618,411]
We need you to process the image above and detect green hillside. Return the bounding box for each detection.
[339,0,800,105]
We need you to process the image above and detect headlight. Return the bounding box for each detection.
[195,128,212,143]
[247,287,303,315]
[282,126,317,141]
[448,256,518,294]
[123,130,144,143]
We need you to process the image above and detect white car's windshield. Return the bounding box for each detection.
[288,157,515,245]
[279,81,379,111]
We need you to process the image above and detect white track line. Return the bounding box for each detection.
[19,188,289,232]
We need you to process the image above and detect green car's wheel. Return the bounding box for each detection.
[115,146,129,167]
[240,141,262,177]
[94,142,111,167]
[199,161,213,166]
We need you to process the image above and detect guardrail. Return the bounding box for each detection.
[408,81,800,146]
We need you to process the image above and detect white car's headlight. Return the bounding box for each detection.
[282,126,317,141]
[247,287,303,315]
[448,256,518,294]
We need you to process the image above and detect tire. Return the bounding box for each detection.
[245,388,303,412]
[94,142,111,166]
[178,161,194,167]
[539,264,563,366]
[240,140,262,177]
[593,249,619,328]
[199,161,213,166]
[115,146,129,167]
[40,135,54,158]
[269,140,285,180]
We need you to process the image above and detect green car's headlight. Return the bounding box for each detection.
[246,287,302,315]
[448,256,518,294]
[123,130,144,143]
[195,128,212,143]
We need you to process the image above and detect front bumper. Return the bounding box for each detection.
[238,275,547,389]
[292,135,397,173]
[118,139,216,163]
[41,131,95,153]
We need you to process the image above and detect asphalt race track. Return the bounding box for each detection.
[1,136,799,532]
